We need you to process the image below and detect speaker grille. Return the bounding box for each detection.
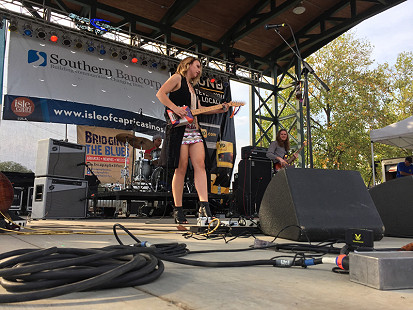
[259,169,384,241]
[369,176,413,236]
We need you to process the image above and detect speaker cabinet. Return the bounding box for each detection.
[35,139,86,179]
[236,158,272,216]
[369,176,413,236]
[10,187,24,211]
[259,168,384,241]
[31,177,88,219]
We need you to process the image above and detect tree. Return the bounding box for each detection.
[0,161,33,173]
[305,32,399,184]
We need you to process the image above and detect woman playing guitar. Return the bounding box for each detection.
[266,129,298,172]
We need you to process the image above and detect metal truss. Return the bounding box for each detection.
[1,0,404,164]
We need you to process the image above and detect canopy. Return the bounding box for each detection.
[370,116,413,185]
[370,116,413,150]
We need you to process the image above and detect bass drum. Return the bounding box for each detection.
[151,167,168,192]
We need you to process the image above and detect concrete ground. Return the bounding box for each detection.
[0,216,412,309]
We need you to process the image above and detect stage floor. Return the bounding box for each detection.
[0,217,412,309]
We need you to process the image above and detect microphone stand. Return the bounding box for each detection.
[271,25,330,168]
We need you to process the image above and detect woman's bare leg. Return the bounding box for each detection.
[189,142,208,202]
[172,144,189,206]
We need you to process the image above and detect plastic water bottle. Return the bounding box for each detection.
[218,185,221,194]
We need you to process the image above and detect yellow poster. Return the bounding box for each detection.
[216,140,234,168]
[77,126,134,185]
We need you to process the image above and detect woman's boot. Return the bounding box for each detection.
[173,206,187,224]
[198,201,212,218]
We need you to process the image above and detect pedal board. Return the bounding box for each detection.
[189,225,261,236]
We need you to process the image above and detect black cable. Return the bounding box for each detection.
[113,223,141,245]
[0,246,163,304]
[0,224,339,303]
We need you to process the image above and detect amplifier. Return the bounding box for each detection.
[31,177,88,219]
[35,139,86,179]
[9,187,24,212]
[241,145,269,160]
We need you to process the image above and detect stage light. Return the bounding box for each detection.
[98,44,106,55]
[36,27,46,39]
[8,20,17,32]
[160,62,167,70]
[62,35,71,46]
[169,64,177,74]
[23,24,32,36]
[151,61,158,68]
[49,31,58,43]
[110,48,118,58]
[74,39,83,49]
[141,59,148,66]
[130,54,138,63]
[120,50,128,61]
[293,1,306,14]
[87,41,95,52]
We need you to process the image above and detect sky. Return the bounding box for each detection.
[1,1,413,174]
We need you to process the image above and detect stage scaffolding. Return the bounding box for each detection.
[0,0,307,167]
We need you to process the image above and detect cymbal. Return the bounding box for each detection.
[116,133,153,150]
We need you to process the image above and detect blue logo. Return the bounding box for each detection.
[28,50,47,67]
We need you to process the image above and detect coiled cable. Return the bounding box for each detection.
[0,246,163,303]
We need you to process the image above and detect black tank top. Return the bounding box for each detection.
[168,75,191,108]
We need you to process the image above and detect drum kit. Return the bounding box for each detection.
[115,133,167,192]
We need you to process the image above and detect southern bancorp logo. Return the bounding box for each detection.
[28,50,47,67]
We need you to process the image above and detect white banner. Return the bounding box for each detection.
[6,31,168,119]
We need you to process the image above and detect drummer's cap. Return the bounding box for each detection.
[153,134,163,140]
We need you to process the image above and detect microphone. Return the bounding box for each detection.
[77,162,86,166]
[264,23,286,30]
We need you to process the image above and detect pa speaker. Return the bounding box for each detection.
[369,176,413,236]
[236,158,272,216]
[35,139,86,179]
[31,177,88,219]
[259,168,384,241]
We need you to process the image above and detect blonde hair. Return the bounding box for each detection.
[176,56,202,85]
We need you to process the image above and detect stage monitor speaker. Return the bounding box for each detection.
[259,168,384,241]
[369,176,413,236]
[236,158,272,216]
[31,177,88,219]
[35,139,86,179]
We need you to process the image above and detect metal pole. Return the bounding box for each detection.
[371,141,376,186]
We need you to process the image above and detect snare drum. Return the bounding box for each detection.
[150,148,162,166]
[134,159,152,180]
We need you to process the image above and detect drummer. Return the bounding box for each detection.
[144,135,162,161]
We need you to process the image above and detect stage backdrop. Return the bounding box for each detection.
[2,31,167,134]
[196,79,237,194]
[77,125,133,184]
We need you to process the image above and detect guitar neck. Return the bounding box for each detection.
[286,145,305,164]
[191,103,225,116]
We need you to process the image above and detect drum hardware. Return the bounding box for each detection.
[116,133,154,191]
[149,166,195,193]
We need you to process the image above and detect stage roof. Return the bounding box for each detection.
[18,0,406,75]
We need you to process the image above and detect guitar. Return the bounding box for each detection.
[274,141,307,172]
[0,172,14,212]
[167,101,245,127]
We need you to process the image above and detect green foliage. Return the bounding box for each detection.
[0,161,33,173]
[303,32,412,184]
